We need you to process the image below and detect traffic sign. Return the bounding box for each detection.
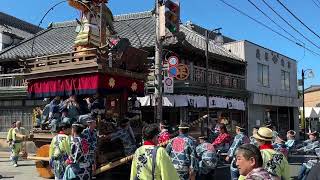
[164,76,174,93]
[168,56,179,66]
[168,66,178,77]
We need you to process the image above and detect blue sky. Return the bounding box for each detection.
[1,0,319,88]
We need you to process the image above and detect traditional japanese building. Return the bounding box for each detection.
[0,12,42,131]
[0,11,248,133]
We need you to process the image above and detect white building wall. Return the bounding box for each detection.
[224,40,299,136]
[0,33,3,51]
[224,41,298,104]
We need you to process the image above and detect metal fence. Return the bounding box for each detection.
[0,109,33,132]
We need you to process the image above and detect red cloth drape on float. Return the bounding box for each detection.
[27,73,144,98]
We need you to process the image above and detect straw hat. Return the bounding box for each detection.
[253,127,273,141]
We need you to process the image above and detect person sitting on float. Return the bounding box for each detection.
[285,130,296,152]
[296,131,319,155]
[273,135,289,158]
[212,123,232,153]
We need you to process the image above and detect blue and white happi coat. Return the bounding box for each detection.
[166,134,198,180]
[196,142,218,175]
[64,136,91,180]
[82,128,97,165]
[110,126,137,156]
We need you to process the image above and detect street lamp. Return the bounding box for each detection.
[302,69,314,139]
[204,28,223,136]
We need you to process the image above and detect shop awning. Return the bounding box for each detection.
[27,73,144,98]
[300,107,320,118]
[138,95,246,111]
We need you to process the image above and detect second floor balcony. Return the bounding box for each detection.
[0,74,26,89]
[0,73,27,99]
[147,65,247,97]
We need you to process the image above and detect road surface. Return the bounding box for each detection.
[0,151,301,180]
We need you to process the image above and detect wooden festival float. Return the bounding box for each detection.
[23,0,149,178]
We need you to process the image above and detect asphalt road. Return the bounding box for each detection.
[0,151,301,180]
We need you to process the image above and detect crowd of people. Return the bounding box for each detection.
[131,121,320,180]
[32,94,106,132]
[6,114,320,180]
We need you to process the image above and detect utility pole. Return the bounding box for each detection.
[155,0,163,122]
[302,69,306,140]
[205,30,209,136]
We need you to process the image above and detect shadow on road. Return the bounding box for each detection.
[0,175,14,179]
[0,160,10,163]
[17,163,35,167]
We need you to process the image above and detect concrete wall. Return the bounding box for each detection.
[247,104,300,138]
[247,104,265,134]
[224,41,298,99]
[305,91,320,107]
[244,41,297,98]
[0,33,3,50]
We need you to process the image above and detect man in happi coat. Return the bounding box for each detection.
[166,123,198,180]
[130,124,179,180]
[82,119,98,174]
[195,136,218,180]
[297,131,320,180]
[49,123,72,180]
[6,121,16,162]
[11,121,28,167]
[108,118,137,156]
[64,123,91,180]
[296,131,320,154]
[226,125,250,180]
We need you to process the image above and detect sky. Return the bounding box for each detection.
[0,0,319,88]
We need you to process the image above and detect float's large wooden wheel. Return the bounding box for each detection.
[35,144,53,179]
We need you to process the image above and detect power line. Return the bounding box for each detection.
[262,0,320,50]
[276,0,320,40]
[312,0,320,9]
[216,0,320,57]
[247,0,303,44]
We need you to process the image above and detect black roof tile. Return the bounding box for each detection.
[0,11,243,63]
[0,12,42,39]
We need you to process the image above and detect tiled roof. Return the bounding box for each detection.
[184,22,235,43]
[0,12,42,39]
[305,85,320,93]
[0,11,243,63]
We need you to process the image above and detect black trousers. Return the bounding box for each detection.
[197,170,215,180]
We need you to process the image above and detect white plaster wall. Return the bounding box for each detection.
[244,41,297,98]
[224,41,298,99]
[0,33,3,51]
